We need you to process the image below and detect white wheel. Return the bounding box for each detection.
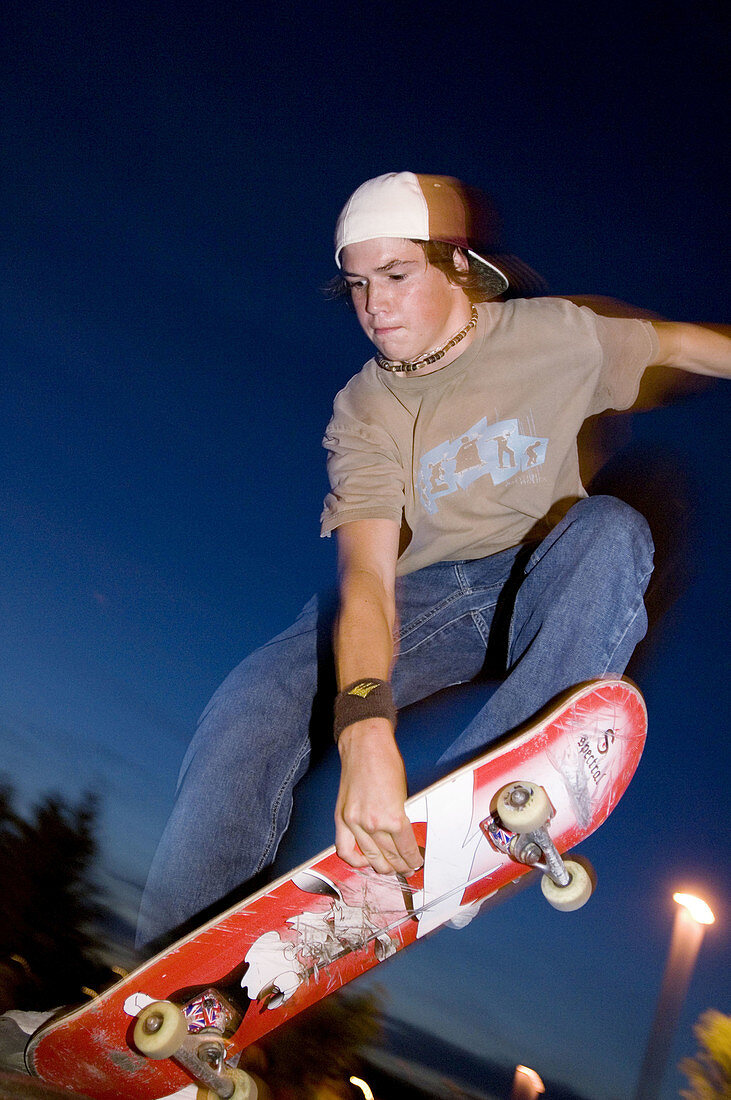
[133,1000,188,1058]
[496,781,552,832]
[197,1067,261,1099]
[540,859,594,911]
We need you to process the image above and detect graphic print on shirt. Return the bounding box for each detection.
[418,416,548,514]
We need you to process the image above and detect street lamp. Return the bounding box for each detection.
[511,1064,545,1099]
[633,891,716,1100]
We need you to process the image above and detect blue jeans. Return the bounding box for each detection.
[136,496,653,949]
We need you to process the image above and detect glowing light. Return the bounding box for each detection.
[349,1076,374,1099]
[516,1065,545,1091]
[673,893,715,925]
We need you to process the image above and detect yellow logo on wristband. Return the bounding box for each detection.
[347,681,380,698]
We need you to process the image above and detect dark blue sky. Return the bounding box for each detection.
[1,3,729,1097]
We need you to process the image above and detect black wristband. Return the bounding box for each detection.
[333,679,397,744]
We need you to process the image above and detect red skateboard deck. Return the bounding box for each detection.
[28,679,646,1099]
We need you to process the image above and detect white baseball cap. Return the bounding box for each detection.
[334,171,510,294]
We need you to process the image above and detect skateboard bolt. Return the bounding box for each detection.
[197,1041,224,1067]
[521,843,542,866]
[507,786,530,808]
[143,1013,163,1034]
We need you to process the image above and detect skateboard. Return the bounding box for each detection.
[27,678,646,1099]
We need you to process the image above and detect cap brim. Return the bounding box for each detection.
[466,249,510,295]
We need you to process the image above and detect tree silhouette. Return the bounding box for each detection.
[680,1010,731,1100]
[0,782,112,1011]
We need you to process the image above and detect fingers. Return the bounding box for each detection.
[337,817,423,877]
[334,818,370,869]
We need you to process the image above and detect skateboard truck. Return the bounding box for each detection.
[134,999,258,1099]
[482,781,594,911]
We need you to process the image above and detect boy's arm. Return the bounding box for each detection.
[650,321,730,377]
[332,518,423,877]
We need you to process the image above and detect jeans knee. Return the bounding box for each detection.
[528,496,654,598]
[572,495,654,568]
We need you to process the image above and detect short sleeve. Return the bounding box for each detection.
[320,409,405,537]
[588,313,659,413]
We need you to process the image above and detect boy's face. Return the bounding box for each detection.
[340,238,472,369]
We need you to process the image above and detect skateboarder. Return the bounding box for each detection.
[1,168,728,1074]
[131,171,729,951]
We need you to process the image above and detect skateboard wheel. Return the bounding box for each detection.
[199,1067,262,1099]
[496,781,552,833]
[540,859,594,911]
[133,1000,188,1058]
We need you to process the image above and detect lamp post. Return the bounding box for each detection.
[511,1064,545,1099]
[633,891,715,1100]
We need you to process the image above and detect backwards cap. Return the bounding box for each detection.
[334,171,509,294]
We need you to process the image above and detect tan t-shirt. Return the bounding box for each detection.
[320,297,658,575]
